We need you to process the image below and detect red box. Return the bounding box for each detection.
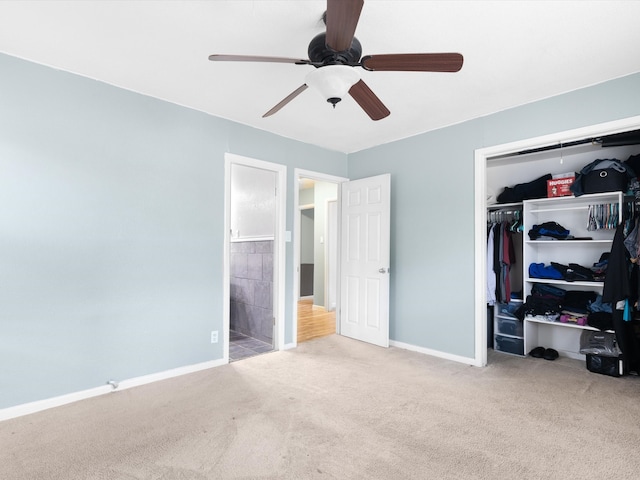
[547,177,575,197]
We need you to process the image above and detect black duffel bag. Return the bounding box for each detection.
[571,159,635,196]
[583,165,628,194]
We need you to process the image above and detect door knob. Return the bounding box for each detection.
[378,268,388,274]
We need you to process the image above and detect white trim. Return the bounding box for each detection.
[283,342,297,350]
[230,235,274,243]
[474,146,489,368]
[292,168,348,346]
[223,159,231,363]
[0,358,227,422]
[324,198,338,312]
[390,340,479,367]
[474,115,640,367]
[116,358,227,390]
[224,153,287,353]
[294,169,350,186]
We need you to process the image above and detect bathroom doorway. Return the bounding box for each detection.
[224,154,286,362]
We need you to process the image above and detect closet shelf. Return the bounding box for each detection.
[487,202,522,210]
[529,205,591,214]
[525,239,612,245]
[524,192,622,205]
[524,277,604,288]
[525,315,613,333]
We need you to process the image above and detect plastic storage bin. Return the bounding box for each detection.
[495,335,524,356]
[497,317,524,337]
[498,302,521,317]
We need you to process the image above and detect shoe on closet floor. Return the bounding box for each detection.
[529,346,545,358]
[543,348,559,361]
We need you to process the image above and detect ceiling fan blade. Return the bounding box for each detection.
[263,84,309,118]
[209,54,311,65]
[361,53,464,72]
[325,0,364,52]
[349,79,390,121]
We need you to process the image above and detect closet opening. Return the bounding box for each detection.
[475,115,640,367]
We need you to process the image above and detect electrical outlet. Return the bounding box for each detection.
[210,330,218,344]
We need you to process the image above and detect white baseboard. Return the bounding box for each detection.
[0,385,113,423]
[0,357,228,422]
[390,340,480,367]
[115,358,227,391]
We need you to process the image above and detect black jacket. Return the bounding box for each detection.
[603,223,640,374]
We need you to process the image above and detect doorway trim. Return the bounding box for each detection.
[292,168,348,348]
[223,153,287,362]
[325,198,338,312]
[474,115,640,367]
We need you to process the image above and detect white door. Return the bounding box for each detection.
[340,174,390,347]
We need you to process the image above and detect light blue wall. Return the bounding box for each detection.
[0,53,346,409]
[347,72,640,358]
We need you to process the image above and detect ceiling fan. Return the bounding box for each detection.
[208,0,463,121]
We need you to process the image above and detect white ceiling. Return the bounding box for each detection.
[1,1,640,154]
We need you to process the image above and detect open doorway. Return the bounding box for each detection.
[293,169,347,345]
[224,154,286,362]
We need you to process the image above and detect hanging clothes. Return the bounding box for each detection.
[487,226,496,306]
[502,223,514,303]
[487,214,519,305]
[603,221,640,374]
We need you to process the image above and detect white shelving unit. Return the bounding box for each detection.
[522,191,623,360]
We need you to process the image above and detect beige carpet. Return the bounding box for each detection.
[1,334,640,480]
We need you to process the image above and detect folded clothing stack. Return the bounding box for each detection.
[516,284,613,328]
[528,221,571,240]
[515,283,565,321]
[528,258,608,282]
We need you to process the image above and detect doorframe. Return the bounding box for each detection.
[223,153,287,362]
[474,115,640,367]
[292,168,348,347]
[324,198,338,312]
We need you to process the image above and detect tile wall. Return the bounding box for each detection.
[230,240,273,344]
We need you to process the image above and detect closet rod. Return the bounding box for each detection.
[516,128,640,155]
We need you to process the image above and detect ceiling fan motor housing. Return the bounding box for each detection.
[308,33,362,66]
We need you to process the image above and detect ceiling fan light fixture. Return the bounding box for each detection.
[305,65,360,107]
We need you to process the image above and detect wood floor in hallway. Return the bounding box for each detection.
[297,298,336,343]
